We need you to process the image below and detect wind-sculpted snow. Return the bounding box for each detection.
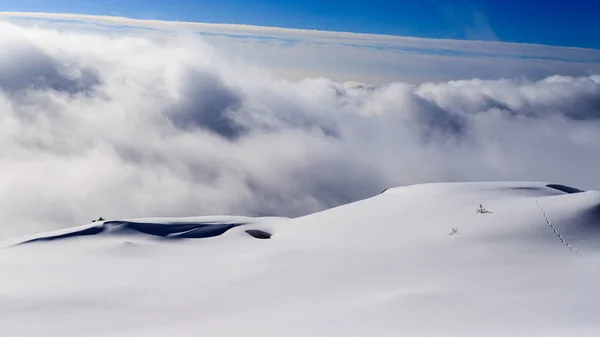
[1,21,600,240]
[7,216,281,246]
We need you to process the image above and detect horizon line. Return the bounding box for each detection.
[1,11,599,52]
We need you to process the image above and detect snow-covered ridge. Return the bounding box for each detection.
[3,181,600,337]
[6,181,597,249]
[3,215,287,247]
[381,181,584,195]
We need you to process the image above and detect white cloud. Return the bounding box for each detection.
[0,18,599,238]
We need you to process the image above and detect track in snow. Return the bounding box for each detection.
[536,199,586,258]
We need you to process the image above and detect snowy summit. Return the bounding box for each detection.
[2,181,600,336]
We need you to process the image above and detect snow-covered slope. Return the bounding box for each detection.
[2,181,600,337]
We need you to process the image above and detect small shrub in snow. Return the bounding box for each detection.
[476,204,491,214]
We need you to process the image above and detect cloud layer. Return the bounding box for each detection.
[3,12,600,84]
[0,21,599,238]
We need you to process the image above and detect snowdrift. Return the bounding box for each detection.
[6,216,283,246]
[2,181,600,337]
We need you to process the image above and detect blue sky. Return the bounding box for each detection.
[0,0,598,49]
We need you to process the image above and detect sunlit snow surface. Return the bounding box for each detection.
[2,181,600,336]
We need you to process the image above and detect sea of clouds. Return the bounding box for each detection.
[1,21,599,238]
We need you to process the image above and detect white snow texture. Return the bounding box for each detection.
[3,181,600,337]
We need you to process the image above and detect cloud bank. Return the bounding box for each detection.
[0,19,599,238]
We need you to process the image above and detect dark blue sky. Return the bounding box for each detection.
[1,0,598,49]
